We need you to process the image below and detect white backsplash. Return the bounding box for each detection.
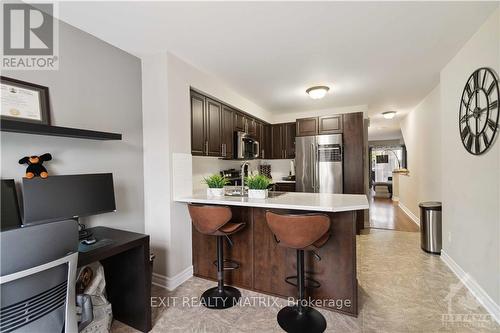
[192,157,261,192]
[192,156,295,191]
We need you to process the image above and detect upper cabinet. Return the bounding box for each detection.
[318,115,343,134]
[190,89,269,158]
[296,117,318,137]
[271,122,296,159]
[191,94,222,156]
[221,105,234,158]
[296,115,343,136]
[190,92,206,155]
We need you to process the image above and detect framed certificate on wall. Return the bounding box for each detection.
[1,76,51,125]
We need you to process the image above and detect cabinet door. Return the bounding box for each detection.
[284,122,296,159]
[275,182,296,192]
[296,117,318,136]
[206,98,222,156]
[263,124,272,159]
[256,122,263,158]
[247,118,257,136]
[221,106,234,158]
[318,115,343,134]
[271,124,283,159]
[191,92,206,155]
[234,112,246,132]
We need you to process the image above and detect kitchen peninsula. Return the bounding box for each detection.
[176,192,368,316]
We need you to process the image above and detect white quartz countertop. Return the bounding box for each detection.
[175,191,369,212]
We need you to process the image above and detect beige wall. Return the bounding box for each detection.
[1,19,144,233]
[440,9,499,305]
[399,85,442,217]
[400,8,499,310]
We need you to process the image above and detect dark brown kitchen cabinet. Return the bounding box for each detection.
[319,115,343,134]
[271,122,296,159]
[284,122,296,159]
[247,118,257,136]
[263,124,272,159]
[205,98,222,156]
[234,112,246,132]
[273,182,296,192]
[271,124,283,159]
[221,105,234,158]
[296,117,318,136]
[191,92,206,155]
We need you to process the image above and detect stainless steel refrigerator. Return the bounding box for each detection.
[296,134,343,193]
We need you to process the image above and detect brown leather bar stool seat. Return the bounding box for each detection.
[266,211,331,333]
[188,204,245,309]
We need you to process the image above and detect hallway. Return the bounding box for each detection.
[369,196,419,232]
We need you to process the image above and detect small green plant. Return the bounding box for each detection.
[245,174,272,190]
[203,174,230,188]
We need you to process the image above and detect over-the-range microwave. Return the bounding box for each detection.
[234,131,259,159]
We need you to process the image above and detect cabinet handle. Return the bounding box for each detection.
[262,149,265,159]
[222,143,226,157]
[284,149,287,158]
[205,141,209,156]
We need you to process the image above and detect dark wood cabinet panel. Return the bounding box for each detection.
[271,124,283,159]
[273,182,296,192]
[234,112,246,132]
[191,92,206,156]
[342,112,365,234]
[221,106,234,158]
[263,124,272,159]
[284,122,296,159]
[247,118,257,136]
[206,98,222,156]
[319,115,343,134]
[192,207,359,316]
[296,117,318,136]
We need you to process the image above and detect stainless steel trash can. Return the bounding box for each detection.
[419,202,442,254]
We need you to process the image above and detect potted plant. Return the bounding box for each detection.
[203,174,229,197]
[245,174,272,199]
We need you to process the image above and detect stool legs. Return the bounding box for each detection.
[200,236,241,309]
[276,250,327,333]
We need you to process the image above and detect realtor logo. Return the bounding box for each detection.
[2,2,59,70]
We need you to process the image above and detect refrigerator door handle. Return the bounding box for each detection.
[310,143,315,191]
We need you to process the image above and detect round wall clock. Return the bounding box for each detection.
[459,67,499,155]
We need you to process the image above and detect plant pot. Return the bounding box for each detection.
[248,189,268,199]
[207,188,224,197]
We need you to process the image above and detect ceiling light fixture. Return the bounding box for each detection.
[382,111,397,119]
[306,86,330,99]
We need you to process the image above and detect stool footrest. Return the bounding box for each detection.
[284,275,321,289]
[212,259,240,270]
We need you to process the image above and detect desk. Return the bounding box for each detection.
[78,227,151,332]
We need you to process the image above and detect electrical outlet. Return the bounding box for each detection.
[448,232,452,243]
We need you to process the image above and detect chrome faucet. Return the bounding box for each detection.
[241,161,250,195]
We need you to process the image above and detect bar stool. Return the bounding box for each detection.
[188,204,245,309]
[265,211,331,333]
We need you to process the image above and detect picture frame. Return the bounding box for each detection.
[1,76,51,125]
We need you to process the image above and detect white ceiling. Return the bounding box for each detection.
[55,1,498,139]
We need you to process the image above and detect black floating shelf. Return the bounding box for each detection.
[0,119,122,140]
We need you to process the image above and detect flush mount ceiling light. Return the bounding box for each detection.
[306,86,330,99]
[382,111,397,119]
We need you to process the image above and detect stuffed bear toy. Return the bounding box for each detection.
[19,153,52,179]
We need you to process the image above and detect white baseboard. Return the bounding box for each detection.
[441,250,500,324]
[392,196,400,202]
[152,265,193,291]
[398,202,420,226]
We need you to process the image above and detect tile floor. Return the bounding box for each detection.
[112,229,499,332]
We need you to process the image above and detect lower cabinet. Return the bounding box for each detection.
[273,182,296,192]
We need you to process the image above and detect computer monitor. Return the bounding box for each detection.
[1,179,22,231]
[22,173,116,225]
